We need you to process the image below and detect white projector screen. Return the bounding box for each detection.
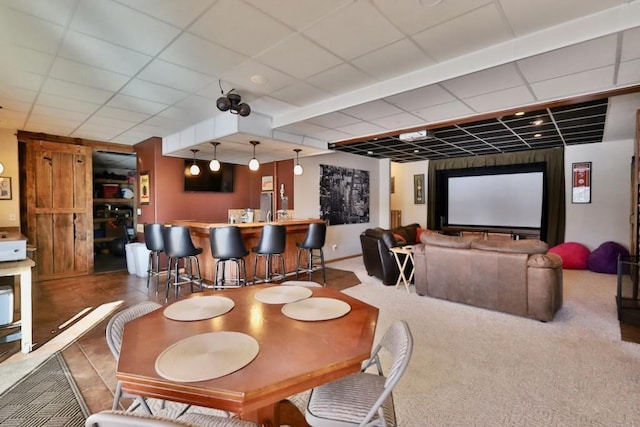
[447,172,544,228]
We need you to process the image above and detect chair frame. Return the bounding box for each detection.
[144,223,165,294]
[209,227,249,289]
[295,223,327,286]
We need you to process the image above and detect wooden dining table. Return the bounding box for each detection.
[116,283,379,426]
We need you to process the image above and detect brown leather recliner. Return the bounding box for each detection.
[360,223,420,285]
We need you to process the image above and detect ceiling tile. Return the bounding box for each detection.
[72,0,180,55]
[618,58,640,86]
[49,58,129,92]
[341,100,404,121]
[441,64,525,99]
[120,0,214,28]
[0,5,65,53]
[517,35,617,83]
[0,0,76,26]
[277,121,329,136]
[303,1,404,60]
[190,0,293,57]
[337,121,387,137]
[137,60,214,93]
[351,39,435,81]
[256,35,343,80]
[270,82,332,107]
[308,128,354,142]
[530,66,615,99]
[306,63,376,95]
[499,0,623,37]
[31,104,90,122]
[307,112,362,128]
[36,93,100,114]
[41,78,115,104]
[370,112,425,130]
[81,115,136,131]
[464,86,536,112]
[106,93,168,115]
[159,32,247,77]
[219,60,296,97]
[157,105,216,125]
[621,27,640,61]
[120,79,188,105]
[413,100,475,123]
[0,86,37,104]
[244,0,350,31]
[0,68,44,91]
[412,4,512,62]
[94,106,151,123]
[0,98,31,113]
[384,85,456,111]
[59,31,152,76]
[1,45,52,75]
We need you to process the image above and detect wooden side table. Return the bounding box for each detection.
[389,246,414,293]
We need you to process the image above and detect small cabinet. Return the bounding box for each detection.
[93,177,136,245]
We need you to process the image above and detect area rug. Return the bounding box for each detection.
[307,266,361,291]
[0,352,89,426]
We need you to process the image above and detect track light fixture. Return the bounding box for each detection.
[189,149,201,176]
[293,148,303,176]
[248,141,260,171]
[209,142,221,172]
[216,81,251,117]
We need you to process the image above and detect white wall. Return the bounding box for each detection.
[0,129,20,229]
[565,139,633,250]
[390,160,428,226]
[294,151,383,260]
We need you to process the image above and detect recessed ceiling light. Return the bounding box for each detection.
[250,75,268,84]
[367,151,374,155]
[414,149,419,153]
[515,111,525,116]
[531,119,543,126]
[534,133,542,138]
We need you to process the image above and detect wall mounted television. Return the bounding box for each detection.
[184,159,234,193]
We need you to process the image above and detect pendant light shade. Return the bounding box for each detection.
[209,142,221,172]
[248,141,260,171]
[0,162,4,175]
[189,149,201,176]
[293,148,303,176]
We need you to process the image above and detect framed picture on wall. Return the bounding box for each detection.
[139,171,150,205]
[571,162,591,204]
[0,177,11,200]
[414,174,424,204]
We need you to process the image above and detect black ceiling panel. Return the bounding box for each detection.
[330,98,609,163]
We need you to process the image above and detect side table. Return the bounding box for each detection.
[389,246,414,293]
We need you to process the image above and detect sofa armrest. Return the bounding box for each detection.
[527,253,563,321]
[413,244,427,295]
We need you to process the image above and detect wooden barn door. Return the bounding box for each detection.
[26,140,93,280]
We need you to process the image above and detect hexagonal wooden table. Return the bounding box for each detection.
[117,283,379,426]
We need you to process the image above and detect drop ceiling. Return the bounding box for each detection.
[1,0,640,165]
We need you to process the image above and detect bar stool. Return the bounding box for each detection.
[144,223,165,294]
[252,224,286,284]
[163,226,203,302]
[209,226,249,288]
[295,222,327,286]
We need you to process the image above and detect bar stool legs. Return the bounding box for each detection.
[251,224,287,284]
[214,257,248,288]
[166,255,202,302]
[253,252,286,284]
[209,226,249,289]
[296,246,326,286]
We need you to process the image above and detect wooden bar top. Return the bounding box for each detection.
[169,218,324,231]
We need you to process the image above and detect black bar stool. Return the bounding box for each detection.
[144,223,165,294]
[252,224,286,284]
[209,226,249,288]
[295,222,327,286]
[163,226,203,302]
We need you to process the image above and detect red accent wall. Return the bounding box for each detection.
[134,137,295,230]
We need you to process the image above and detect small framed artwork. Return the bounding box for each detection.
[261,175,274,191]
[0,177,11,200]
[139,171,150,205]
[571,162,591,204]
[414,174,424,204]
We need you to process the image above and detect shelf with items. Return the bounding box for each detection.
[93,176,137,244]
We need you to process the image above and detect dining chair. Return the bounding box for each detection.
[106,302,163,414]
[85,410,258,427]
[304,320,414,426]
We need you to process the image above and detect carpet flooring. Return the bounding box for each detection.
[0,352,89,426]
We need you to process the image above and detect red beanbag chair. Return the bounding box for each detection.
[548,242,590,269]
[587,241,629,274]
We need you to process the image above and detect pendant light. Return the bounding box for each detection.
[0,162,4,175]
[209,142,221,172]
[293,148,303,176]
[248,141,260,171]
[189,149,201,176]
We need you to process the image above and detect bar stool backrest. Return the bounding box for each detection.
[163,226,199,258]
[300,222,326,250]
[255,225,286,254]
[143,223,164,252]
[210,226,249,260]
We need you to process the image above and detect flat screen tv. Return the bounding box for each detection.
[184,159,234,193]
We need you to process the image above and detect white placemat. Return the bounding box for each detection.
[163,296,234,321]
[254,286,313,304]
[282,297,351,321]
[155,331,259,382]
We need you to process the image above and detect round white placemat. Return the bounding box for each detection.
[255,286,313,304]
[155,331,259,382]
[282,297,351,321]
[163,296,235,321]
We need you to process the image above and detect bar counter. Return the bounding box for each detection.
[170,219,325,284]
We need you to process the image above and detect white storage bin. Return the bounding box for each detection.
[124,243,137,275]
[0,285,14,326]
[130,242,151,278]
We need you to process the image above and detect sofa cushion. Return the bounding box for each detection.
[391,223,420,245]
[528,252,563,268]
[392,232,407,245]
[471,239,549,255]
[548,242,590,269]
[421,232,476,249]
[587,241,629,274]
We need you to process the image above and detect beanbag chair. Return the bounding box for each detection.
[587,241,629,274]
[548,242,590,269]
